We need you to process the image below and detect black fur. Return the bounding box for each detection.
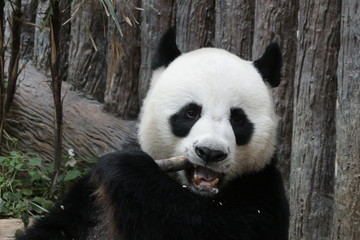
[169,102,202,137]
[17,176,99,240]
[151,27,181,70]
[253,43,282,87]
[92,149,289,240]
[19,149,289,240]
[230,108,254,146]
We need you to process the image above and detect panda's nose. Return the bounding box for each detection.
[195,146,227,163]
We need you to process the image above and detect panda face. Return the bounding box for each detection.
[139,47,278,196]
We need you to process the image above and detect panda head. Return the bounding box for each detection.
[139,28,282,196]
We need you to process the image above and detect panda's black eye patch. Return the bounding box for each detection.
[230,108,254,146]
[170,103,202,137]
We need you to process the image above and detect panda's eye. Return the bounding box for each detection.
[230,108,247,126]
[232,115,245,125]
[186,110,198,119]
[170,103,202,137]
[183,103,201,120]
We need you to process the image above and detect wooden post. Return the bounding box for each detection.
[252,0,298,196]
[139,0,175,101]
[289,0,340,239]
[331,1,360,239]
[214,0,254,59]
[175,0,215,52]
[104,0,141,119]
[67,1,107,102]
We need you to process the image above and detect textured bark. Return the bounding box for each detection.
[139,0,175,101]
[252,0,298,196]
[0,0,4,124]
[214,0,254,59]
[33,0,50,75]
[20,0,38,59]
[104,1,141,119]
[5,62,136,161]
[175,0,215,52]
[3,2,11,45]
[331,1,360,239]
[67,1,107,102]
[0,0,22,154]
[289,1,340,239]
[57,0,71,82]
[5,0,21,114]
[49,0,63,185]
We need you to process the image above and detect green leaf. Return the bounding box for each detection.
[21,188,33,196]
[3,192,22,201]
[32,197,53,211]
[63,170,81,181]
[85,157,97,164]
[10,151,19,157]
[15,163,24,169]
[30,170,41,183]
[0,198,9,213]
[0,156,9,164]
[29,158,41,167]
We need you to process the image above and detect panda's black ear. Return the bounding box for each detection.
[151,27,182,70]
[253,43,282,87]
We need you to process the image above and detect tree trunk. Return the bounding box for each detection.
[139,0,175,101]
[175,0,215,51]
[49,0,63,189]
[214,0,254,59]
[252,0,298,196]
[5,62,136,161]
[331,1,360,239]
[103,1,141,119]
[67,1,107,102]
[289,0,340,239]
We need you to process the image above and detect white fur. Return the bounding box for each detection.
[139,48,278,192]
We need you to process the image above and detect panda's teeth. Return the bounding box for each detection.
[209,178,219,187]
[194,173,201,185]
[193,171,219,188]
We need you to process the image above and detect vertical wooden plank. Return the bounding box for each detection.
[214,0,254,59]
[67,1,108,102]
[20,0,38,58]
[289,0,340,239]
[139,0,176,102]
[33,0,50,75]
[252,0,298,196]
[175,0,215,52]
[104,0,141,119]
[332,1,360,239]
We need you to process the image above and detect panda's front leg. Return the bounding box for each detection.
[90,149,225,240]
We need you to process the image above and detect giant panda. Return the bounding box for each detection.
[18,27,289,240]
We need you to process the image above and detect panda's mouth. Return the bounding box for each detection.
[191,165,222,193]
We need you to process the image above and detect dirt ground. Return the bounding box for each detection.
[0,219,25,240]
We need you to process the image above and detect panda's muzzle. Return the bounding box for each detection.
[155,155,223,194]
[195,146,228,163]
